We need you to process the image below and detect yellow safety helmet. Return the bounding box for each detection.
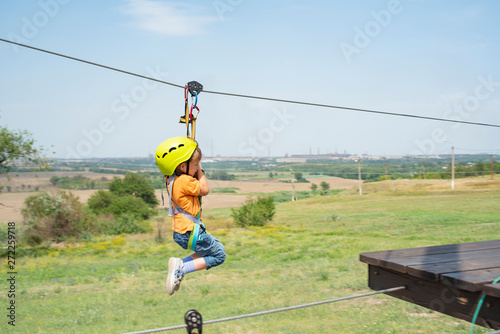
[155,137,197,175]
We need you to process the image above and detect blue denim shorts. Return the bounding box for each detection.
[173,229,226,270]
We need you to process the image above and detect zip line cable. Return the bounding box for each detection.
[122,286,406,334]
[2,38,500,129]
[202,88,500,129]
[0,38,184,90]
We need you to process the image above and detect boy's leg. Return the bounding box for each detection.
[192,233,226,270]
[181,254,206,275]
[167,232,191,295]
[190,253,207,270]
[167,231,225,294]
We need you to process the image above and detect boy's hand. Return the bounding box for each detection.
[197,162,209,196]
[195,163,204,180]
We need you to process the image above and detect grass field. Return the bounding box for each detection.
[1,179,499,333]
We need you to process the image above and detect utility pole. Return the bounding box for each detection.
[290,169,296,201]
[358,158,362,195]
[451,146,455,190]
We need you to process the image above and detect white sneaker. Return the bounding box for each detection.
[166,257,184,295]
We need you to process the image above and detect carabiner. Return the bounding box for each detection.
[192,91,198,109]
[190,105,199,120]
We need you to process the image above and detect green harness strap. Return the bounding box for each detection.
[187,210,203,251]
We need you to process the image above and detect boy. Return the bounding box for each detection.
[155,137,226,295]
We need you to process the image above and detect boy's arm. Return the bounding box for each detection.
[197,165,209,196]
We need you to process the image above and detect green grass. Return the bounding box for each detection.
[211,187,240,194]
[248,189,344,203]
[2,188,499,333]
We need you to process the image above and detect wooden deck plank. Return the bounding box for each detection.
[442,268,500,291]
[407,256,500,282]
[379,248,500,274]
[359,239,500,267]
[484,284,500,298]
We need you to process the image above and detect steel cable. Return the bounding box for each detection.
[1,38,499,129]
[122,286,406,334]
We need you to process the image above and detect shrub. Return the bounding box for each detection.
[109,195,154,220]
[87,189,114,213]
[87,190,155,220]
[108,173,159,207]
[105,213,152,235]
[231,196,275,227]
[21,190,89,245]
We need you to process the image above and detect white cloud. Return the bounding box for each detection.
[121,0,217,36]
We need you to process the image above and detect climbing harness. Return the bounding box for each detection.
[180,81,203,140]
[166,174,207,252]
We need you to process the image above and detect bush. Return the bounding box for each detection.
[20,190,90,245]
[87,189,114,213]
[108,173,159,207]
[105,213,152,235]
[231,196,275,227]
[109,195,154,220]
[87,190,155,220]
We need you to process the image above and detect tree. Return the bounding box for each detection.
[474,161,487,172]
[0,126,48,175]
[108,172,159,207]
[320,181,330,191]
[310,183,318,192]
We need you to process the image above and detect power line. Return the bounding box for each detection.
[122,286,405,334]
[2,38,500,129]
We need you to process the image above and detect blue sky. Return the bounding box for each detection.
[1,0,499,158]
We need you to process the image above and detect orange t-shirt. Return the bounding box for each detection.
[167,174,201,234]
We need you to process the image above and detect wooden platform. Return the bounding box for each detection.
[360,240,500,329]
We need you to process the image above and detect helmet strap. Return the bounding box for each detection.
[175,159,191,176]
